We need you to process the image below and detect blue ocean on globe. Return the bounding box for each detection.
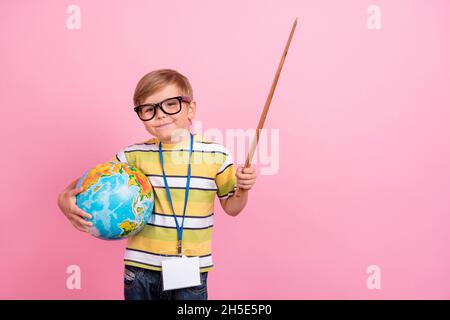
[75,162,154,240]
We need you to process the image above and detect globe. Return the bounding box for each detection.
[75,161,154,240]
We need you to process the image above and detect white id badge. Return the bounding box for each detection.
[161,256,201,291]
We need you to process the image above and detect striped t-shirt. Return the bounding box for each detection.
[115,132,236,273]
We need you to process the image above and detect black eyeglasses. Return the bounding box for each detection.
[133,96,192,121]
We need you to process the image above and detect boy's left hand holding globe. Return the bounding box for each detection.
[57,161,155,240]
[57,179,93,233]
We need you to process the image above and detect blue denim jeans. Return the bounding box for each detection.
[124,265,208,300]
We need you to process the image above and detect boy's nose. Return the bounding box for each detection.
[155,106,166,119]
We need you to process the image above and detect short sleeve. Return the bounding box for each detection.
[114,147,136,166]
[115,149,128,163]
[215,149,237,200]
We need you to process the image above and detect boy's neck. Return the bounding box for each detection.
[159,129,192,145]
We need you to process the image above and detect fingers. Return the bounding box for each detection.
[237,173,256,181]
[240,166,255,175]
[73,222,89,233]
[70,215,92,232]
[237,184,253,190]
[237,179,256,186]
[69,186,84,197]
[73,207,92,220]
[236,165,257,191]
[66,187,92,220]
[236,166,256,180]
[237,178,256,189]
[69,217,88,232]
[72,215,93,227]
[61,186,93,232]
[241,167,255,174]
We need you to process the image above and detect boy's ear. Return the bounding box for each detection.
[187,100,196,122]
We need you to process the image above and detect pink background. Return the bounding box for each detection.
[1,0,450,299]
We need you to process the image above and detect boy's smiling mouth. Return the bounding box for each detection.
[154,122,173,128]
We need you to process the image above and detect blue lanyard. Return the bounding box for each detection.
[158,133,193,255]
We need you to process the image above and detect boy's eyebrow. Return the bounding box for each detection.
[142,95,186,106]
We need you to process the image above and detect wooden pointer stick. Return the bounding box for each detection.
[235,17,298,198]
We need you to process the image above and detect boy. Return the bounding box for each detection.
[57,69,256,300]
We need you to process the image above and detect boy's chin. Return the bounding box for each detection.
[154,130,187,143]
[148,125,191,142]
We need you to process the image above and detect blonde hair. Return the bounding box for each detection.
[133,69,193,106]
